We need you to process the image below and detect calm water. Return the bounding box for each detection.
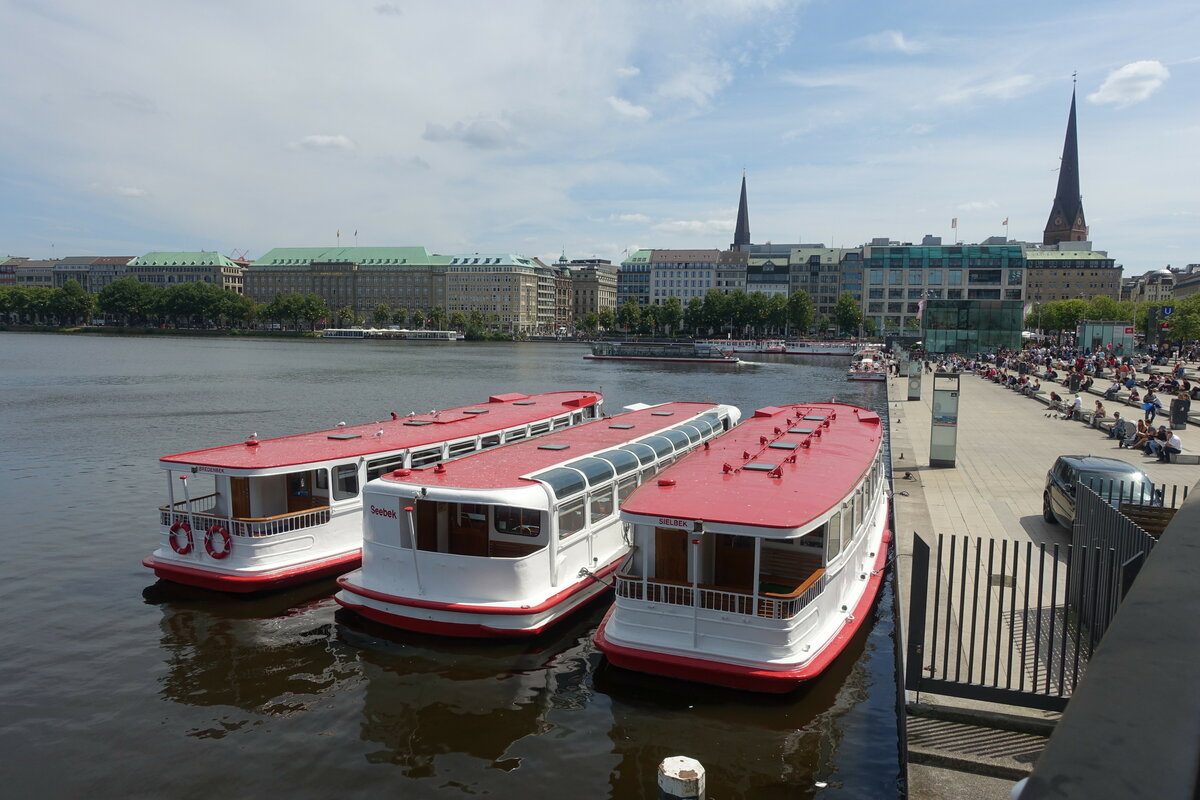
[0,333,900,799]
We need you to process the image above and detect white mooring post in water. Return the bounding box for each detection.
[658,755,705,799]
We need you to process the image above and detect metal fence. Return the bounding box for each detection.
[906,533,1080,711]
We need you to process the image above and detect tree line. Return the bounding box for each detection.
[0,279,869,339]
[1025,294,1200,342]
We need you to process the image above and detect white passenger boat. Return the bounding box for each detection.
[699,339,785,354]
[847,347,888,381]
[334,401,742,637]
[595,402,891,693]
[584,341,738,363]
[782,341,866,356]
[143,391,603,592]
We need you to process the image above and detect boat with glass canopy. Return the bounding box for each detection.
[334,401,742,637]
[143,391,603,592]
[584,341,738,363]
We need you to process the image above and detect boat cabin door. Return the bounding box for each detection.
[653,527,688,582]
[230,477,251,519]
[713,534,754,592]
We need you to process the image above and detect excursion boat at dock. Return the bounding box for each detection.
[143,391,603,593]
[334,401,742,637]
[698,339,785,354]
[594,402,891,693]
[782,341,865,357]
[846,347,888,382]
[585,341,738,364]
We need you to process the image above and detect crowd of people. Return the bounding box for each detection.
[961,344,1193,463]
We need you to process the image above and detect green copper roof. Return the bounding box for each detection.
[130,251,240,267]
[622,249,653,265]
[252,246,446,268]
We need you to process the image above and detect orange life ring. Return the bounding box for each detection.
[168,521,193,555]
[204,525,232,559]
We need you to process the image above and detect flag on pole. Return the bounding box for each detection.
[1002,217,1009,226]
[951,217,957,229]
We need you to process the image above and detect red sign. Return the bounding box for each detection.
[1124,327,1135,334]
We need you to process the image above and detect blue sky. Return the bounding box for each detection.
[2,0,1196,275]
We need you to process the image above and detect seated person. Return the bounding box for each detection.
[1128,388,1141,406]
[1108,412,1127,439]
[1091,400,1106,428]
[1102,381,1122,400]
[1147,426,1170,457]
[1047,391,1063,411]
[1159,431,1183,462]
[1128,420,1152,450]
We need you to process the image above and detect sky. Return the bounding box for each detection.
[2,0,1197,275]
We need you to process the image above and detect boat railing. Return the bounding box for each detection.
[615,572,828,620]
[159,493,220,516]
[159,504,331,538]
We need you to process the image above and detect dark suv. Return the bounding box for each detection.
[1042,455,1156,528]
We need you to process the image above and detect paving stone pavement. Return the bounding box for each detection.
[887,369,1200,799]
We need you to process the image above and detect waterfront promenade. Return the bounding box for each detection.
[887,368,1200,799]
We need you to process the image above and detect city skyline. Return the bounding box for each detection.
[2,1,1197,272]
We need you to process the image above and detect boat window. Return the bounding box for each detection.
[455,503,487,530]
[570,457,615,486]
[661,430,691,449]
[674,424,701,444]
[558,497,586,538]
[531,421,551,435]
[851,488,863,538]
[617,475,638,503]
[621,442,657,466]
[448,439,477,458]
[595,449,639,475]
[332,463,359,501]
[505,427,526,442]
[315,469,329,491]
[409,448,443,468]
[640,435,675,458]
[534,467,586,498]
[826,509,843,561]
[553,415,571,429]
[367,454,408,481]
[481,434,501,448]
[589,486,615,523]
[571,411,583,425]
[495,506,540,537]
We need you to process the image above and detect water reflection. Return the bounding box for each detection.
[337,605,606,776]
[146,580,356,718]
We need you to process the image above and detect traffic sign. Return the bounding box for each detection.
[1162,306,1175,316]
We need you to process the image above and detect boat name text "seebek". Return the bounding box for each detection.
[657,517,691,529]
[370,505,398,519]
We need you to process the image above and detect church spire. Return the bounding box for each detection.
[1043,85,1088,245]
[732,171,751,250]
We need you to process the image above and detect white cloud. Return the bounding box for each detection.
[82,182,148,198]
[958,200,998,211]
[374,3,402,15]
[859,30,927,55]
[1087,60,1169,108]
[616,66,640,78]
[937,74,1034,105]
[656,61,733,106]
[907,123,934,135]
[289,134,355,151]
[607,96,651,121]
[614,213,651,223]
[422,120,518,149]
[652,218,733,236]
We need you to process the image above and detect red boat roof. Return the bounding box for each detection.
[379,402,723,491]
[161,391,602,470]
[621,403,882,531]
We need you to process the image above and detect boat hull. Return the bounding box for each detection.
[142,550,361,593]
[596,528,892,692]
[334,558,622,638]
[846,372,887,382]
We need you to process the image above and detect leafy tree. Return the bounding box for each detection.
[51,280,95,325]
[372,303,391,326]
[617,299,640,333]
[578,312,599,333]
[833,291,864,336]
[659,296,682,337]
[683,297,704,335]
[641,303,661,336]
[410,309,426,328]
[786,290,814,336]
[905,316,921,331]
[334,305,356,327]
[429,306,448,331]
[449,311,467,331]
[597,308,615,332]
